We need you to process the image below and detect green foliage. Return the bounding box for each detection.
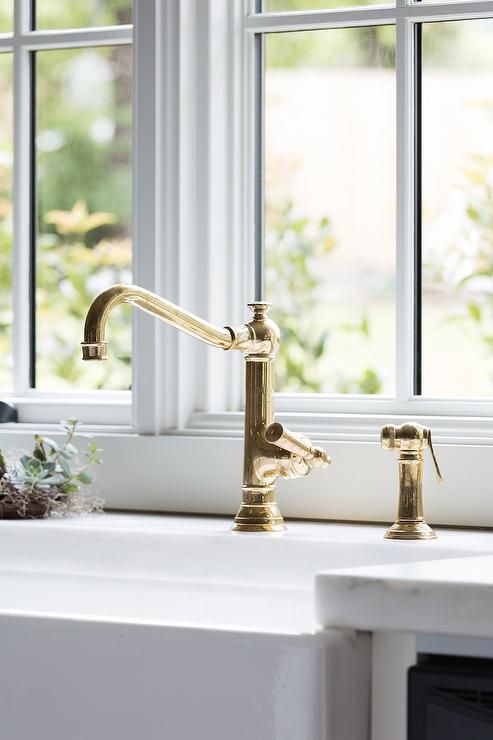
[36,200,131,388]
[425,103,493,386]
[0,4,12,33]
[265,3,460,72]
[0,41,132,391]
[267,25,395,70]
[266,201,334,392]
[35,0,131,29]
[37,45,132,244]
[3,419,103,497]
[266,197,383,393]
[335,367,381,395]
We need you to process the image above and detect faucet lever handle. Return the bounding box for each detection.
[426,429,443,483]
[265,422,330,468]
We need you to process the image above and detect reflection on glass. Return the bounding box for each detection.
[36,0,132,30]
[0,54,13,390]
[0,3,13,33]
[264,0,390,11]
[422,20,493,397]
[36,46,132,390]
[265,27,396,394]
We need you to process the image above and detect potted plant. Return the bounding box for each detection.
[0,419,104,519]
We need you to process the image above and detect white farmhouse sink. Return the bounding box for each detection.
[0,514,491,740]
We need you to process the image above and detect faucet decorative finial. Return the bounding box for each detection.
[82,284,331,532]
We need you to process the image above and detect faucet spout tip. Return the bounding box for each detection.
[81,341,107,361]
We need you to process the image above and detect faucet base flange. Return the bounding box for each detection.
[384,519,437,540]
[231,487,286,533]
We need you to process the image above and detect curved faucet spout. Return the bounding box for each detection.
[81,283,236,360]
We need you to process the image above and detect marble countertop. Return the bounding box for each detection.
[316,551,493,638]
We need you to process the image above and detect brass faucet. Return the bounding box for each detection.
[82,284,331,532]
[381,422,442,540]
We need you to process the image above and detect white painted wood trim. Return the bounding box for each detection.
[246,2,493,33]
[395,16,415,402]
[6,7,134,425]
[0,427,492,527]
[11,0,32,397]
[371,632,417,740]
[132,0,160,434]
[0,27,132,51]
[187,409,493,444]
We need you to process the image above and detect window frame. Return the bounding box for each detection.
[0,0,133,424]
[250,0,493,422]
[0,0,492,527]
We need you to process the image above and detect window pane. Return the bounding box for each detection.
[36,47,132,391]
[0,2,13,32]
[0,54,13,390]
[263,0,391,11]
[264,27,396,394]
[422,20,493,397]
[35,1,132,30]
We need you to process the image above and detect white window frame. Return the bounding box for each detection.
[1,0,493,527]
[0,0,133,425]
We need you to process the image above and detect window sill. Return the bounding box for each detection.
[0,421,492,524]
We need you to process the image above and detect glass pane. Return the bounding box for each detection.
[0,54,13,390]
[422,20,493,397]
[36,46,132,390]
[264,27,396,394]
[263,0,391,11]
[36,0,132,30]
[0,2,13,33]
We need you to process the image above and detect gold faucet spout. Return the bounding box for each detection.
[82,283,235,360]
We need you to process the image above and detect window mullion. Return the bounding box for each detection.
[18,26,132,51]
[395,15,416,402]
[12,0,34,397]
[132,0,160,435]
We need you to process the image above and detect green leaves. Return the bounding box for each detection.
[265,195,383,394]
[76,471,92,485]
[468,303,482,323]
[0,419,103,498]
[336,368,382,395]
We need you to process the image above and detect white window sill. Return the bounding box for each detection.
[0,512,492,634]
[0,423,492,526]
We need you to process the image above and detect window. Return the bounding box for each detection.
[0,0,492,526]
[246,0,493,525]
[264,25,396,396]
[255,0,493,418]
[0,0,133,424]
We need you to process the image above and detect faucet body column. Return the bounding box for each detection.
[233,356,285,531]
[232,303,284,531]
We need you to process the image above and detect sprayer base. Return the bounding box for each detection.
[384,519,437,540]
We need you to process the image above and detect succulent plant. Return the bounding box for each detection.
[0,419,104,517]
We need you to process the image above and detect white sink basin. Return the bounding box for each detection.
[0,514,488,599]
[0,514,492,740]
